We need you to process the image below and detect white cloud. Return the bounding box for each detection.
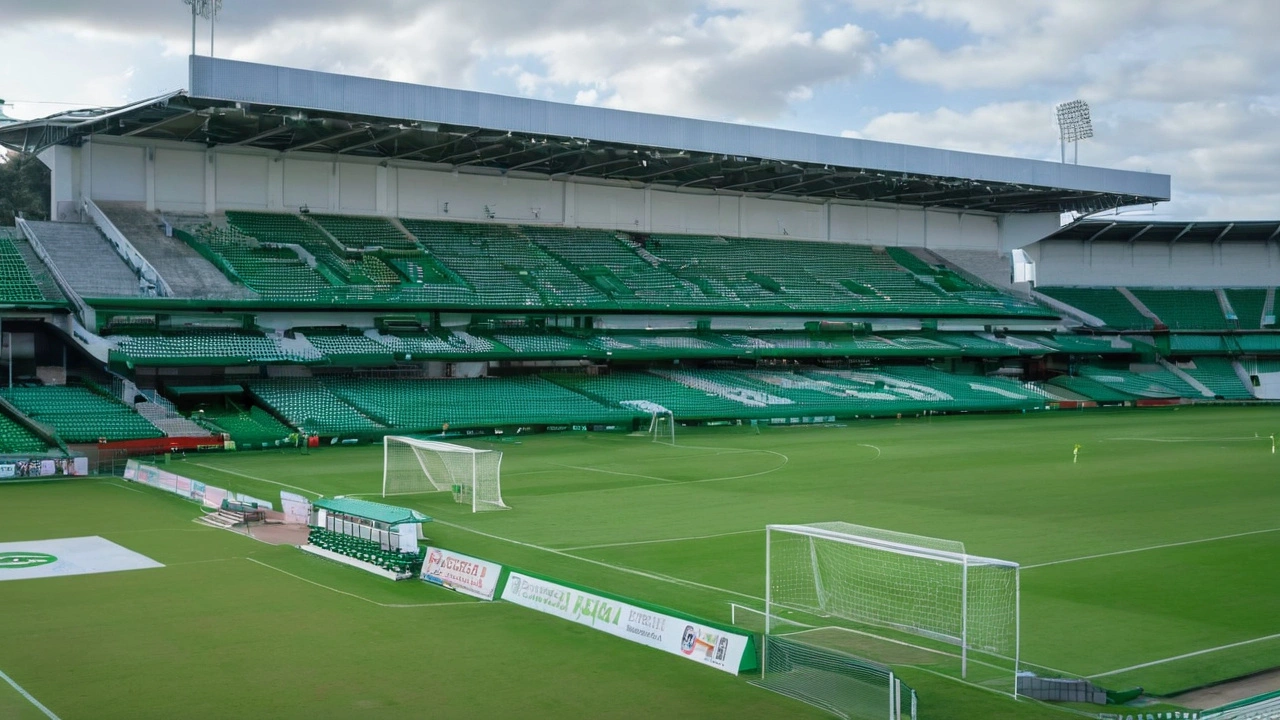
[2,0,1277,220]
[845,99,1280,219]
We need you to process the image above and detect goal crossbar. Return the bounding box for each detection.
[765,522,1020,695]
[382,436,508,512]
[767,524,1018,568]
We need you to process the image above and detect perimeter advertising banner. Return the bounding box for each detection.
[420,547,503,600]
[500,571,752,675]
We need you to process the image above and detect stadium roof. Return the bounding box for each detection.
[0,56,1170,214]
[1040,218,1280,244]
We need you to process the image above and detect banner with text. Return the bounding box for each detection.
[0,456,88,480]
[420,547,503,601]
[500,571,752,675]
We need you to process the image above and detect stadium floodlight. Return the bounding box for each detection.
[1055,100,1094,165]
[182,0,223,57]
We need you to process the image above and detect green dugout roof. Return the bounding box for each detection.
[313,497,432,526]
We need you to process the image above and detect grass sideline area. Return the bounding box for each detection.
[1,405,1277,718]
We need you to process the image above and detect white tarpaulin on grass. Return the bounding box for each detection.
[0,536,163,582]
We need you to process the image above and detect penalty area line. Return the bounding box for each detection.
[188,463,324,497]
[1023,526,1280,569]
[1087,630,1280,679]
[560,528,763,551]
[433,519,764,603]
[0,668,60,720]
[243,558,484,609]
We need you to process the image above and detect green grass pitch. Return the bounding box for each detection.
[1,405,1278,719]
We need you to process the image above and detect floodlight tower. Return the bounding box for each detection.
[1055,100,1094,165]
[182,0,223,56]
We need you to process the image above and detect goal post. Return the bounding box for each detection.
[382,436,508,512]
[648,409,675,445]
[765,522,1019,694]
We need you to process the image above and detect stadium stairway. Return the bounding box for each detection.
[22,221,146,297]
[133,398,217,438]
[99,203,256,299]
[1115,287,1163,327]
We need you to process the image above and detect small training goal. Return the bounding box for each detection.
[382,436,508,512]
[648,409,675,445]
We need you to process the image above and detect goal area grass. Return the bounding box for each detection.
[1,405,1277,719]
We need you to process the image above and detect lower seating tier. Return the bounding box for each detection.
[0,413,49,454]
[0,385,164,443]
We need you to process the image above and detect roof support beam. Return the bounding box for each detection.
[336,128,414,155]
[1169,222,1195,245]
[439,142,510,165]
[550,156,637,179]
[283,126,370,154]
[224,124,291,147]
[388,131,475,161]
[1126,224,1154,243]
[1085,222,1117,244]
[1212,223,1235,245]
[717,170,805,192]
[503,147,587,172]
[121,109,198,137]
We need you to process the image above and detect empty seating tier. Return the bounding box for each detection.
[1129,289,1228,330]
[307,215,420,251]
[1076,366,1180,399]
[1037,287,1151,329]
[0,412,49,453]
[1181,357,1253,399]
[0,386,164,443]
[167,214,1053,318]
[0,228,48,304]
[1224,289,1271,329]
[246,378,386,436]
[322,376,637,431]
[198,406,294,447]
[108,332,317,365]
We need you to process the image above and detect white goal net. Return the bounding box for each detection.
[648,410,675,445]
[766,522,1019,694]
[382,436,508,512]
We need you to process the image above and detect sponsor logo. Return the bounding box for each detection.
[0,552,58,569]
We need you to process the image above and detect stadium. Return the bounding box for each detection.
[0,54,1277,720]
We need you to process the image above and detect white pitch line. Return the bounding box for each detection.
[1100,435,1269,440]
[560,528,763,552]
[182,464,766,601]
[1023,526,1280,569]
[549,462,678,483]
[0,668,60,720]
[244,557,484,609]
[432,519,764,602]
[1087,630,1280,679]
[97,480,145,494]
[856,443,882,459]
[188,463,324,497]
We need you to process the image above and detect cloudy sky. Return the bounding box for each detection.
[3,0,1277,220]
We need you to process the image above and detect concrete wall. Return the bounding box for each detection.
[58,136,1054,251]
[1029,239,1280,287]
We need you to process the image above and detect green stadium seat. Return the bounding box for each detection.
[0,385,165,442]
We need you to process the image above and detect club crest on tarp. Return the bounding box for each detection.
[0,552,58,569]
